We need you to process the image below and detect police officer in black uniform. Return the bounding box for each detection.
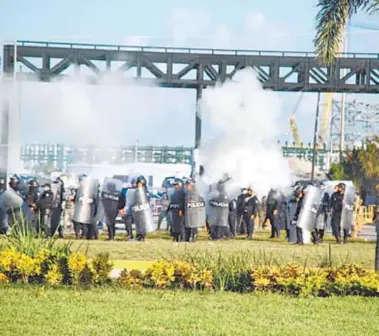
[293,188,305,245]
[329,183,346,244]
[102,181,122,241]
[242,187,259,240]
[228,198,238,238]
[38,183,54,237]
[7,176,24,228]
[26,179,41,231]
[51,179,65,238]
[266,189,280,238]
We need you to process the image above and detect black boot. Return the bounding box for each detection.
[343,230,348,244]
[319,229,324,243]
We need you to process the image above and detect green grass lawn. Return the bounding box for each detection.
[0,287,378,336]
[63,230,376,269]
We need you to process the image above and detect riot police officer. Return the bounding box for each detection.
[26,179,41,231]
[241,187,259,240]
[228,198,238,238]
[101,179,122,241]
[168,179,185,242]
[266,189,280,238]
[51,179,64,238]
[293,189,305,245]
[329,183,345,244]
[38,183,54,237]
[132,176,153,241]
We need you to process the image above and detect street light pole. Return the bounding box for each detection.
[311,92,321,183]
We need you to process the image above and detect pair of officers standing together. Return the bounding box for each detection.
[293,182,353,245]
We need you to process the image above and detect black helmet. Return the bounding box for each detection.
[55,176,64,186]
[173,178,183,187]
[9,175,19,186]
[78,174,87,182]
[136,175,147,186]
[28,179,39,187]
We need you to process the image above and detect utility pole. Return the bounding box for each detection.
[311,92,321,183]
[339,22,350,161]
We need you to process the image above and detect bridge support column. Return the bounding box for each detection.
[195,86,202,149]
[0,103,9,180]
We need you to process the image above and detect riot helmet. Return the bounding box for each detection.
[9,175,20,190]
[43,183,51,191]
[174,178,183,189]
[28,179,39,192]
[136,175,147,188]
[337,183,346,193]
[78,174,87,182]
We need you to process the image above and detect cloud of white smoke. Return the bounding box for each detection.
[14,72,193,146]
[198,68,292,197]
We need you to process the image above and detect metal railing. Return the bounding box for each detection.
[11,40,379,59]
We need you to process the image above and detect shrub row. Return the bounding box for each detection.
[118,261,379,297]
[1,247,379,297]
[0,248,113,286]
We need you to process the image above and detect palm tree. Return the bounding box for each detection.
[314,0,378,64]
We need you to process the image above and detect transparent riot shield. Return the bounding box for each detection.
[132,186,154,235]
[73,177,99,225]
[206,196,229,227]
[297,185,322,232]
[184,190,206,229]
[341,185,356,231]
[100,177,123,223]
[51,182,62,208]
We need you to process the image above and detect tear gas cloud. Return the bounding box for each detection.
[1,71,193,147]
[198,68,292,197]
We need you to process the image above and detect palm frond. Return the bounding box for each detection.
[367,0,379,13]
[313,0,374,65]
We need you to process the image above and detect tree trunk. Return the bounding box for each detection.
[375,223,379,271]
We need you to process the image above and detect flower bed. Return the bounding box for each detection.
[1,247,379,297]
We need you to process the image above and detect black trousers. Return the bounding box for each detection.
[296,227,303,244]
[39,212,52,237]
[107,220,116,240]
[51,208,63,238]
[73,221,97,240]
[331,214,348,242]
[185,228,198,242]
[123,215,134,239]
[243,214,254,237]
[268,213,279,238]
[73,221,83,239]
[228,213,237,237]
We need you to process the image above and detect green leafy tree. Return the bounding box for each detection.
[314,0,378,64]
[329,163,345,180]
[358,137,379,178]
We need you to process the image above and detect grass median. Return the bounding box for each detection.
[0,286,378,336]
[62,230,375,269]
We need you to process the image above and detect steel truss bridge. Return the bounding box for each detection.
[2,40,379,174]
[21,143,328,171]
